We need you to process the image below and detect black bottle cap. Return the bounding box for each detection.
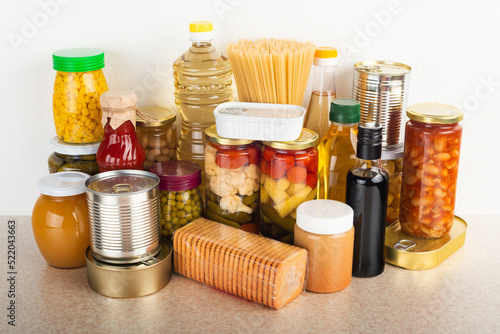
[356,124,382,160]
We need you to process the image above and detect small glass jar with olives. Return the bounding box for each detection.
[48,137,100,175]
[150,160,203,240]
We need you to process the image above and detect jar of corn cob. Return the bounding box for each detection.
[260,129,319,244]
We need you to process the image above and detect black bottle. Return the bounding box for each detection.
[346,125,388,278]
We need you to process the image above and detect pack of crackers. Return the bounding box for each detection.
[173,218,308,309]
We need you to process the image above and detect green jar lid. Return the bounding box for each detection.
[330,99,361,124]
[53,48,105,72]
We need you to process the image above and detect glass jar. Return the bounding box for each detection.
[31,172,91,268]
[294,200,354,293]
[204,125,260,233]
[381,145,403,226]
[48,137,100,175]
[150,161,204,241]
[399,103,463,239]
[260,129,319,244]
[136,107,178,171]
[52,48,108,143]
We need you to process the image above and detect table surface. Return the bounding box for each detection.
[1,215,499,333]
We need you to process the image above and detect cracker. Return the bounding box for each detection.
[237,233,266,300]
[271,247,308,309]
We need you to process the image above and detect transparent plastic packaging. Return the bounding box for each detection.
[173,218,308,309]
[204,125,260,233]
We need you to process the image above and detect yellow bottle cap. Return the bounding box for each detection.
[189,21,213,33]
[314,47,337,59]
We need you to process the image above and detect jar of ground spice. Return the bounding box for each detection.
[294,199,354,293]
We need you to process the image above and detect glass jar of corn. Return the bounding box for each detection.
[52,48,108,143]
[260,129,319,244]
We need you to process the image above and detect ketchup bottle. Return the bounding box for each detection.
[96,91,145,172]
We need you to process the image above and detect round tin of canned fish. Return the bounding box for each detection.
[352,60,411,147]
[85,170,161,264]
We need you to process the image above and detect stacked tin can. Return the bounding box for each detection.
[352,60,411,225]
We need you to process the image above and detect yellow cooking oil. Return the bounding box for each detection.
[317,99,360,201]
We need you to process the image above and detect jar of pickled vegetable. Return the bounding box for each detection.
[381,144,403,226]
[48,137,100,175]
[52,48,108,143]
[32,172,91,268]
[260,129,319,244]
[399,103,463,239]
[150,160,203,240]
[136,107,178,171]
[204,125,260,233]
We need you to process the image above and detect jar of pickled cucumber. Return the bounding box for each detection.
[204,125,260,233]
[136,107,178,171]
[150,160,203,240]
[260,129,319,244]
[52,48,108,143]
[48,137,100,175]
[381,144,403,226]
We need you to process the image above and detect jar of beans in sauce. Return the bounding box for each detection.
[52,48,108,143]
[136,107,178,171]
[399,103,463,239]
[150,161,203,241]
[260,129,319,244]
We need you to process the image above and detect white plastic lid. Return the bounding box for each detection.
[37,172,90,197]
[296,200,353,235]
[50,137,100,156]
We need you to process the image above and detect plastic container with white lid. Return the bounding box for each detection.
[214,102,305,141]
[32,172,91,268]
[48,137,100,175]
[294,200,354,293]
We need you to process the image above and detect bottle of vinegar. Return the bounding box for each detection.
[346,125,388,278]
[304,47,337,139]
[173,21,233,172]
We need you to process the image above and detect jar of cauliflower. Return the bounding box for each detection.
[204,125,260,233]
[52,48,108,143]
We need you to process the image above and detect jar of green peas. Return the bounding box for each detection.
[150,161,203,241]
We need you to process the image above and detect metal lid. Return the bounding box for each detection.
[86,240,172,298]
[38,172,90,197]
[136,107,176,127]
[50,136,100,155]
[205,125,253,146]
[150,160,201,192]
[85,170,159,195]
[407,103,464,124]
[385,217,467,270]
[263,128,319,150]
[381,143,404,161]
[296,200,353,235]
[354,60,411,75]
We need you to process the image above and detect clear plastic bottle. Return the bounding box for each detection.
[173,21,233,171]
[304,47,337,139]
[317,99,360,200]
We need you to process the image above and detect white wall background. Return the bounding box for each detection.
[1,0,498,215]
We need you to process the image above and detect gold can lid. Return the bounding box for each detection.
[263,128,319,150]
[385,216,467,270]
[407,103,464,124]
[136,107,176,127]
[205,125,253,145]
[354,60,411,75]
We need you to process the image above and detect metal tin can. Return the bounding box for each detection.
[85,170,160,264]
[260,129,319,244]
[352,60,411,147]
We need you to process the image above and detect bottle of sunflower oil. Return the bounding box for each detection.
[173,21,233,171]
[316,99,360,201]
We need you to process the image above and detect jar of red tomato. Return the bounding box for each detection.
[399,103,463,239]
[204,125,260,233]
[260,129,319,244]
